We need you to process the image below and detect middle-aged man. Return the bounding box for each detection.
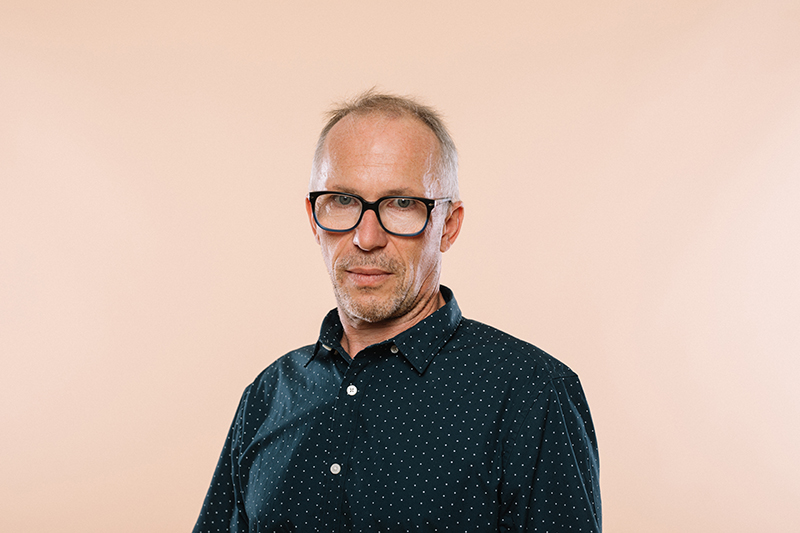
[193,91,601,532]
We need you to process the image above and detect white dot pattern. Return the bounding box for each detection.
[193,286,601,532]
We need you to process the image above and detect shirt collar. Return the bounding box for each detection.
[308,286,462,375]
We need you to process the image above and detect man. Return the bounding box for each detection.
[193,91,601,532]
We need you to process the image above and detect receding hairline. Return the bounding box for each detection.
[321,111,442,161]
[318,92,448,141]
[310,90,460,200]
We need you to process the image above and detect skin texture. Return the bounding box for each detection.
[306,113,464,357]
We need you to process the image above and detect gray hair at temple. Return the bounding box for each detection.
[309,90,460,201]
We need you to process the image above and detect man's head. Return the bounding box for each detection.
[306,91,464,326]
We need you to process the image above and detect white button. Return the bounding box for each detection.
[322,344,331,351]
[390,345,399,354]
[346,385,358,396]
[330,463,341,474]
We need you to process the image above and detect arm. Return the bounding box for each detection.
[193,390,250,533]
[499,375,602,532]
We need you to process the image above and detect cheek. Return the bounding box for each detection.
[318,236,341,268]
[405,236,442,275]
[319,232,358,270]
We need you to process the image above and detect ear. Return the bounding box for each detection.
[305,197,321,245]
[439,201,464,253]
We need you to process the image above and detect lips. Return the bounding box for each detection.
[348,267,390,276]
[345,267,392,287]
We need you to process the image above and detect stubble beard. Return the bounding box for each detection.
[329,255,416,323]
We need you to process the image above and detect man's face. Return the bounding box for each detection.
[307,113,459,324]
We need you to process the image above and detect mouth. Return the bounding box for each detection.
[344,267,393,287]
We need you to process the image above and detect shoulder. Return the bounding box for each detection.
[232,344,318,416]
[244,344,318,395]
[439,317,580,406]
[435,317,590,439]
[452,317,576,379]
[229,344,323,440]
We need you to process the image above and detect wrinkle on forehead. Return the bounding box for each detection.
[317,113,442,198]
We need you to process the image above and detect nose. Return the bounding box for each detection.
[353,209,389,251]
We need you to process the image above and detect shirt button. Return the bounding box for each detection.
[390,344,399,354]
[330,463,341,475]
[346,385,358,396]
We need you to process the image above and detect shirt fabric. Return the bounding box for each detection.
[194,287,601,533]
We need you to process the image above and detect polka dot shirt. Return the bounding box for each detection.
[193,287,601,532]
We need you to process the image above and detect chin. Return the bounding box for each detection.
[341,297,395,323]
[337,288,408,323]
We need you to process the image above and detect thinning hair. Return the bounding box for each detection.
[309,89,460,201]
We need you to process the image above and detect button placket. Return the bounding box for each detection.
[327,357,370,488]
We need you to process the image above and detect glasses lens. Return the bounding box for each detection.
[314,193,362,231]
[379,197,429,235]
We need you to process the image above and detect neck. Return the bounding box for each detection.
[338,289,445,358]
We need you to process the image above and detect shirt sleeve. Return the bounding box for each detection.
[193,389,250,533]
[499,375,602,532]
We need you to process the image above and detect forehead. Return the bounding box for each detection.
[320,113,440,196]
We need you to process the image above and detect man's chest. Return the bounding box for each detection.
[237,357,521,531]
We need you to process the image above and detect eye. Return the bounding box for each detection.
[394,198,413,209]
[333,195,354,206]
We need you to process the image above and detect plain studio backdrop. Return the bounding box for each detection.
[1,1,799,531]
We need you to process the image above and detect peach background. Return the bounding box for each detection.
[2,1,799,531]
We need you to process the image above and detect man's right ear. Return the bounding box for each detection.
[305,198,321,245]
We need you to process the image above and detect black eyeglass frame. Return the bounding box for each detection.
[308,191,452,237]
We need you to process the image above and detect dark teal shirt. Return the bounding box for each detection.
[194,287,601,532]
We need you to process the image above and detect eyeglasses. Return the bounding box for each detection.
[308,191,451,237]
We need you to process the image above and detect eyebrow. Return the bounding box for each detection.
[325,186,420,197]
